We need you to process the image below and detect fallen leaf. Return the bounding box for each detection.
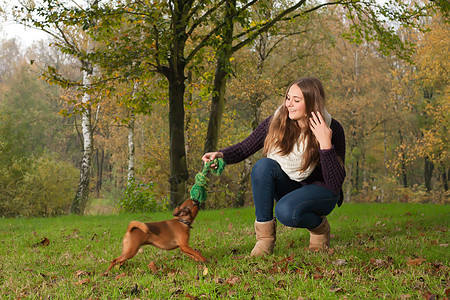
[313,273,323,280]
[370,258,388,267]
[202,267,208,276]
[329,286,344,293]
[333,259,348,266]
[430,262,445,271]
[406,258,426,267]
[115,273,126,280]
[148,261,158,273]
[227,290,237,297]
[33,237,50,247]
[75,270,91,277]
[423,291,438,300]
[170,288,183,296]
[214,277,226,284]
[72,278,90,285]
[226,275,240,285]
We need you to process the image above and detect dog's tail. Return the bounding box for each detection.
[127,221,149,233]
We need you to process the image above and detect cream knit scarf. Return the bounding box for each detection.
[267,106,332,182]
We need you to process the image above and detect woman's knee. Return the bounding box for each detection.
[252,158,278,177]
[252,157,278,175]
[274,202,295,227]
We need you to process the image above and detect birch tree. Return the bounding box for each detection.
[71,48,95,214]
[13,0,102,214]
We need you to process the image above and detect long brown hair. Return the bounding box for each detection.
[263,77,327,172]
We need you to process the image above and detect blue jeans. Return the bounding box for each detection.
[251,158,339,229]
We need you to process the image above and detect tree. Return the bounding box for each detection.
[13,0,443,208]
[413,13,449,191]
[54,0,315,206]
[0,38,21,81]
[13,0,104,214]
[0,51,79,217]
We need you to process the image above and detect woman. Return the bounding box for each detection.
[202,77,346,255]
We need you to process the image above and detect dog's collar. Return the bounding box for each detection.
[177,218,192,228]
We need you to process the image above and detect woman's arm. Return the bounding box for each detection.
[318,119,346,194]
[217,116,272,165]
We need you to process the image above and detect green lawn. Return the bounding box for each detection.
[0,203,448,299]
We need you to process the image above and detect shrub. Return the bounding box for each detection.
[20,154,78,216]
[117,179,168,213]
[0,154,78,217]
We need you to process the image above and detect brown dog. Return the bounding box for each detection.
[107,198,207,272]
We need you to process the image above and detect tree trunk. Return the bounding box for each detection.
[363,158,368,197]
[424,156,434,192]
[355,160,360,192]
[71,65,93,214]
[159,0,193,207]
[442,166,449,191]
[383,121,388,176]
[398,130,407,188]
[127,111,135,186]
[445,168,449,191]
[400,152,407,188]
[204,0,236,153]
[95,148,104,198]
[166,68,188,207]
[70,0,98,214]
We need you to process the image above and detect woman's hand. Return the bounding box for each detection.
[202,152,224,169]
[309,111,332,150]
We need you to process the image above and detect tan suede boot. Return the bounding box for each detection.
[308,217,330,251]
[250,219,277,256]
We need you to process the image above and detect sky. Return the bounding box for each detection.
[2,22,49,46]
[1,0,50,46]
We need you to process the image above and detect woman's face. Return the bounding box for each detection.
[285,84,306,125]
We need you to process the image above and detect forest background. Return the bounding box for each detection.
[0,0,448,217]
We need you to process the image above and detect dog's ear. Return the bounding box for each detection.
[172,206,181,216]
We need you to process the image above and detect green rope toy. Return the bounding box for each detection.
[189,158,226,204]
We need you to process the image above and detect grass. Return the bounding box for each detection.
[0,203,448,299]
